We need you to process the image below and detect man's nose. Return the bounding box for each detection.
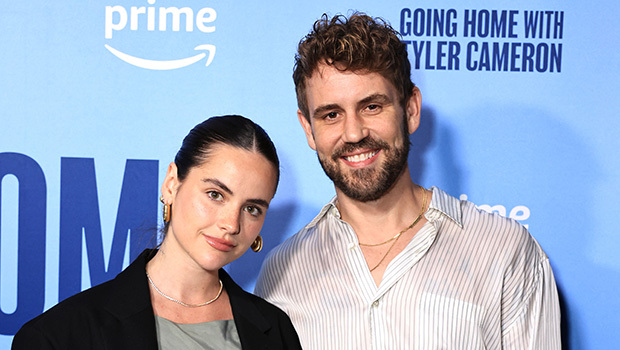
[342,113,369,144]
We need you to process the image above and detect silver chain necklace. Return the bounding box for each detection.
[146,272,224,308]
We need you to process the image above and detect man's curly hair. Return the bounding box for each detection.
[293,12,414,120]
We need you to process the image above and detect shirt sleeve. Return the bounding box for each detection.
[502,254,562,349]
[254,251,277,300]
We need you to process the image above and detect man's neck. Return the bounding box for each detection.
[334,167,425,242]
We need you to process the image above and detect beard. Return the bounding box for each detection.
[317,131,410,202]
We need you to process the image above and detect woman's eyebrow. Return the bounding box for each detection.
[203,178,270,208]
[202,178,233,195]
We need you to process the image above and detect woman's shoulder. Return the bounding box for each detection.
[12,278,121,349]
[29,277,121,323]
[13,250,154,349]
[22,251,151,329]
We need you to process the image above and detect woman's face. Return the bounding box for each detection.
[161,143,278,272]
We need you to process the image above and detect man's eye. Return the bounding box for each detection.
[324,112,338,119]
[367,104,380,111]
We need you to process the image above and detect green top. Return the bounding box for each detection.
[154,315,241,350]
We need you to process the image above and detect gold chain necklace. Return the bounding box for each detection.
[146,272,223,308]
[362,186,428,272]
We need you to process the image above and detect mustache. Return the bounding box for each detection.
[332,137,390,161]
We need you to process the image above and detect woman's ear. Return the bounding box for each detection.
[161,162,179,202]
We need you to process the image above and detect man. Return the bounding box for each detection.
[255,13,560,349]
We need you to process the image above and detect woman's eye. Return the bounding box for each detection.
[207,191,223,201]
[244,205,262,217]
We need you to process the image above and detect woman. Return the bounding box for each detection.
[12,115,301,349]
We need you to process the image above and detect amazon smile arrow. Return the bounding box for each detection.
[104,44,216,70]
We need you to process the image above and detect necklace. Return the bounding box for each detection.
[358,231,402,247]
[146,272,223,308]
[362,186,428,272]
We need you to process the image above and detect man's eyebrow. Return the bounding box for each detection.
[312,94,394,118]
[358,93,392,106]
[202,178,233,195]
[312,103,341,119]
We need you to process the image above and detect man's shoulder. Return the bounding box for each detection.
[256,216,333,297]
[460,200,529,235]
[263,222,322,264]
[457,199,546,261]
[430,187,540,255]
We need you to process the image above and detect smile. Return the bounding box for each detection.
[343,150,378,163]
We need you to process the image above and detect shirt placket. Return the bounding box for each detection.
[333,205,438,350]
[369,297,386,349]
[336,216,382,349]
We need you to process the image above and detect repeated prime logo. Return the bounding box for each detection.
[104,0,216,70]
[459,194,531,229]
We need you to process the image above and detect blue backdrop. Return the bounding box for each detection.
[1,1,618,348]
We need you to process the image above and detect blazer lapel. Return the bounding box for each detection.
[88,251,282,349]
[221,270,277,350]
[100,250,159,350]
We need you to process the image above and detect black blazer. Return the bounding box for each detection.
[12,249,301,349]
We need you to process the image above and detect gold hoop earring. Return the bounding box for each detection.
[251,235,263,252]
[160,196,171,223]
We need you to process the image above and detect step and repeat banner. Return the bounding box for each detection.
[1,1,618,348]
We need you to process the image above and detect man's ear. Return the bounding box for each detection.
[298,109,317,150]
[161,162,179,203]
[405,86,422,134]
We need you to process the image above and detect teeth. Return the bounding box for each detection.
[344,151,377,163]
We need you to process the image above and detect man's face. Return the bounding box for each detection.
[298,64,421,202]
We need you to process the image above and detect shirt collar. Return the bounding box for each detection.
[305,196,339,229]
[305,186,463,229]
[427,186,463,228]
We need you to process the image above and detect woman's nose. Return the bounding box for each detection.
[218,207,240,235]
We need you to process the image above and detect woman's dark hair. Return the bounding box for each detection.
[174,115,280,187]
[158,115,279,241]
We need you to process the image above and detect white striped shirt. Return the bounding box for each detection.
[255,187,560,349]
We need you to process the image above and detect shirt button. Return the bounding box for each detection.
[347,242,356,250]
[372,300,379,307]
